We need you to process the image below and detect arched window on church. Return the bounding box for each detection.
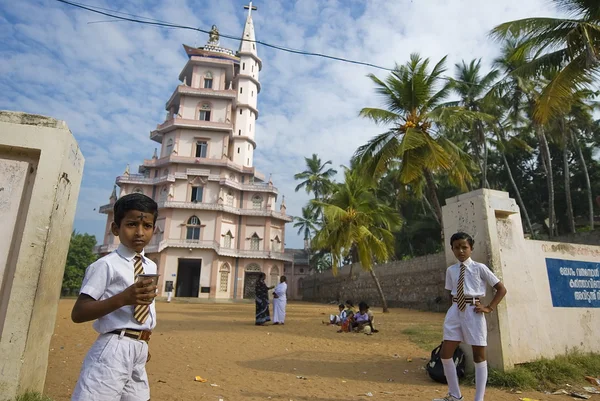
[186,216,201,241]
[132,187,143,194]
[204,71,213,89]
[223,230,233,248]
[165,138,173,156]
[219,263,230,292]
[272,235,281,252]
[199,104,211,121]
[252,195,263,210]
[250,233,260,251]
[270,266,279,287]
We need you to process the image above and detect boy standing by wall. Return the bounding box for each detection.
[71,193,159,401]
[434,232,507,401]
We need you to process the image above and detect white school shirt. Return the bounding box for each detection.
[274,282,287,300]
[80,244,157,334]
[445,258,500,297]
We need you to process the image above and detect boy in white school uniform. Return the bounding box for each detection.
[434,232,507,401]
[71,193,159,401]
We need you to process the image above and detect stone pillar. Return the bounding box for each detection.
[0,111,84,400]
[442,189,520,371]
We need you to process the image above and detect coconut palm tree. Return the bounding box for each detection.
[566,90,598,230]
[354,54,480,228]
[294,154,338,201]
[494,38,559,236]
[293,205,319,249]
[312,168,401,312]
[452,59,500,188]
[490,0,600,125]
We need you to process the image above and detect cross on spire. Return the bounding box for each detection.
[244,1,257,17]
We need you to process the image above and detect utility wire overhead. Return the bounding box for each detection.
[55,0,496,88]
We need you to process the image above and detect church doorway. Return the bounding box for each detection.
[176,258,201,297]
[243,272,262,299]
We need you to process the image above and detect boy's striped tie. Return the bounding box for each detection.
[456,263,467,311]
[133,254,150,324]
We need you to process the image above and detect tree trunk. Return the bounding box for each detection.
[562,124,576,234]
[477,121,489,189]
[349,246,359,278]
[424,168,444,240]
[368,267,389,313]
[536,125,557,236]
[501,151,535,236]
[482,137,490,189]
[572,131,594,230]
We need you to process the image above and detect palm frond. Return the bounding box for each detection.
[359,108,400,125]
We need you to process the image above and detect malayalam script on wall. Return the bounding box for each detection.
[545,258,600,308]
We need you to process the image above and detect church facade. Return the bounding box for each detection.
[95,5,292,300]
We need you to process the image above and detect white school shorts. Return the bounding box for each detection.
[443,303,487,346]
[72,332,150,401]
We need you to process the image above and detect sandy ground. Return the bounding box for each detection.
[45,299,576,401]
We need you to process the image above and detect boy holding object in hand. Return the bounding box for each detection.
[71,193,160,401]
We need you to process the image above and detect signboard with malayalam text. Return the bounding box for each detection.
[545,258,600,308]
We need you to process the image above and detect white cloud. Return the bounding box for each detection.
[0,0,563,248]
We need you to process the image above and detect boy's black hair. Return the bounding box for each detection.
[338,303,345,309]
[358,301,369,310]
[450,232,474,248]
[345,300,354,307]
[113,193,159,226]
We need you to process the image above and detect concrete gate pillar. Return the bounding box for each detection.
[0,111,84,400]
[442,189,521,370]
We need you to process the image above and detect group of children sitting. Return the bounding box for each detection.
[325,300,377,334]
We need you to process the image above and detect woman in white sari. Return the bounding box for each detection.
[272,276,287,325]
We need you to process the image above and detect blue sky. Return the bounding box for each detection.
[0,0,559,249]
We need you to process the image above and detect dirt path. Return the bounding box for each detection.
[45,299,572,401]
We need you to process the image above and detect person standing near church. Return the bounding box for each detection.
[165,281,173,303]
[70,193,159,401]
[272,276,288,325]
[255,273,273,326]
[433,232,507,401]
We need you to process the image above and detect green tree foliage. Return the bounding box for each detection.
[62,231,97,296]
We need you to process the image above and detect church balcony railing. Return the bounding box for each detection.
[156,200,293,222]
[151,117,232,142]
[94,244,118,254]
[116,174,176,186]
[98,203,114,214]
[210,176,278,194]
[165,85,237,111]
[145,239,293,261]
[142,155,265,180]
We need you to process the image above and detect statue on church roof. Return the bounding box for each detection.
[208,25,220,45]
[123,164,130,176]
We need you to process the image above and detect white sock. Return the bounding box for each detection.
[474,361,488,401]
[441,358,461,399]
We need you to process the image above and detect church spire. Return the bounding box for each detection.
[109,185,117,202]
[239,2,257,55]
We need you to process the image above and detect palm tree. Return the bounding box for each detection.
[452,59,500,188]
[354,54,479,229]
[494,39,559,236]
[312,168,401,312]
[490,0,600,125]
[293,205,319,249]
[294,154,338,200]
[566,91,598,230]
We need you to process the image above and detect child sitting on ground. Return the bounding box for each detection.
[324,304,347,325]
[352,302,377,334]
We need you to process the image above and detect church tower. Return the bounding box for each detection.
[232,2,261,168]
[95,2,292,300]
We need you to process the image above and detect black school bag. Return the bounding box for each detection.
[426,342,466,384]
